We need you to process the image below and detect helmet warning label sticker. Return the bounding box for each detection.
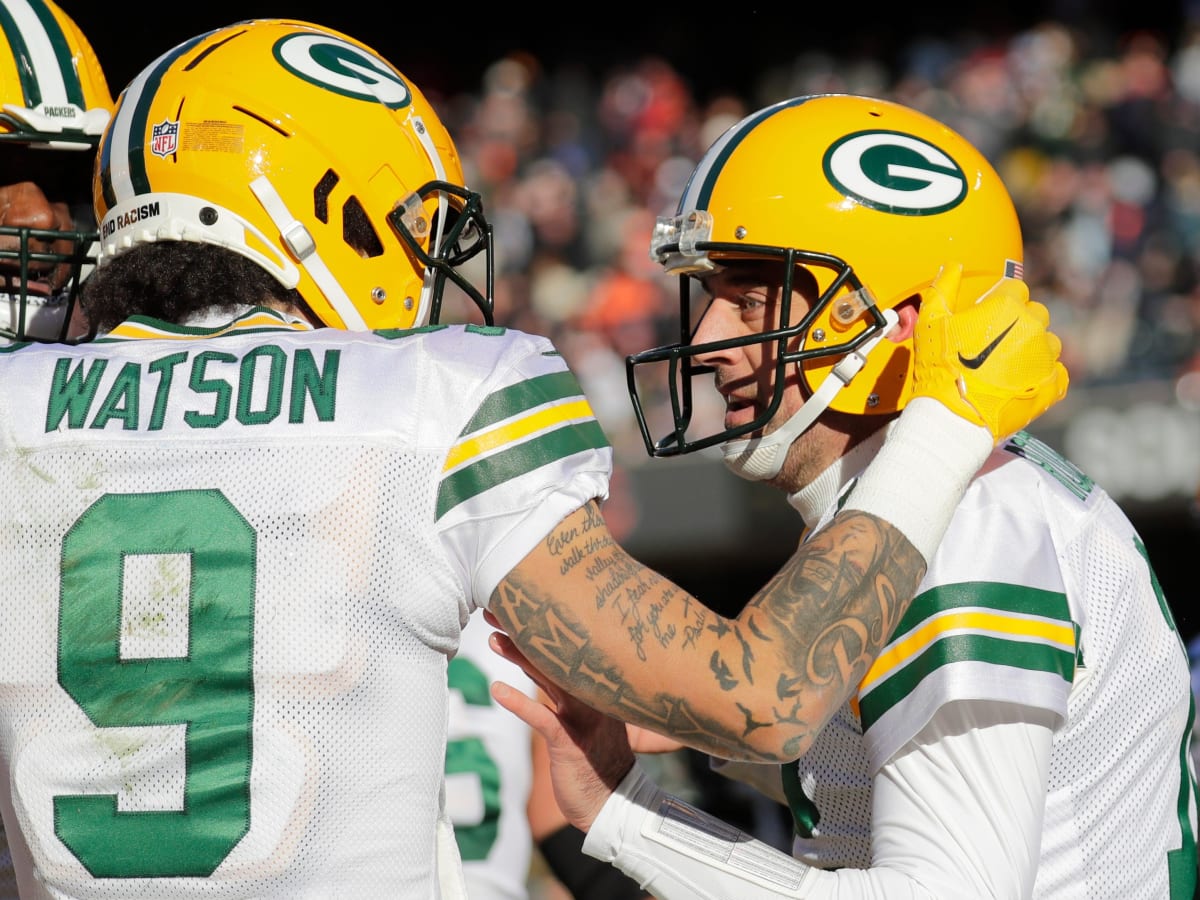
[181,121,245,153]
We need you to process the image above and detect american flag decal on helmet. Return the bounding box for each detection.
[1005,259,1024,280]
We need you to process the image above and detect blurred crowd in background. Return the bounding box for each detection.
[424,17,1200,471]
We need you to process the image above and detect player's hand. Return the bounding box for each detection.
[488,629,634,833]
[913,262,1068,444]
[627,725,686,754]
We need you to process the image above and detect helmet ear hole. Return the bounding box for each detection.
[342,196,383,258]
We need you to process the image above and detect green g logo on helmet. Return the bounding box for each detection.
[823,130,967,216]
[273,33,412,109]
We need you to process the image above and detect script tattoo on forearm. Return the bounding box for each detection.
[490,505,925,761]
[490,505,735,744]
[531,502,691,663]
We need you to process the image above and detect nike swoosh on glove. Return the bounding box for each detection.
[912,261,1069,445]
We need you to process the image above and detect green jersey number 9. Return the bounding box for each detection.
[56,490,254,878]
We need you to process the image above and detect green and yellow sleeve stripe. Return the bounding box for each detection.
[436,369,608,520]
[858,582,1076,729]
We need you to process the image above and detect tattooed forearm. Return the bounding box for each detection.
[490,574,746,752]
[753,509,925,701]
[489,502,927,762]
[490,508,764,754]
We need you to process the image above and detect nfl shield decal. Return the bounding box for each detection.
[151,119,179,158]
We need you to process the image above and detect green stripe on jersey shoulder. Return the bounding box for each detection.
[463,370,586,435]
[435,419,607,520]
[1005,431,1095,501]
[893,581,1071,641]
[860,582,1075,730]
[375,324,450,339]
[375,323,507,340]
[860,630,1076,729]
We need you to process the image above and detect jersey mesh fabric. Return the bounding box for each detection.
[786,436,1196,897]
[0,316,610,898]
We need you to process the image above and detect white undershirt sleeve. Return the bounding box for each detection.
[583,763,820,899]
[842,397,993,563]
[585,700,1054,899]
[863,700,1055,899]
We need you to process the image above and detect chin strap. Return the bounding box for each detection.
[722,308,900,482]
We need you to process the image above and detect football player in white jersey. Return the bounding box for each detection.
[0,18,1065,898]
[446,617,537,898]
[493,95,1198,899]
[448,620,651,899]
[0,0,111,344]
[0,3,111,897]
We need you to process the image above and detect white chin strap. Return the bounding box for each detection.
[722,308,900,482]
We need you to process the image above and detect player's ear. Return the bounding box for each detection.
[890,296,920,342]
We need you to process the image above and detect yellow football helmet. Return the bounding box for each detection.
[94,19,493,330]
[0,0,114,341]
[628,93,1023,462]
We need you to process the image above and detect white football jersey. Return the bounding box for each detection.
[446,618,536,900]
[786,432,1197,898]
[0,308,611,898]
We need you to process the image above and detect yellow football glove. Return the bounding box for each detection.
[912,262,1069,444]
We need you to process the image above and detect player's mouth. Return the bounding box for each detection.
[722,393,759,430]
[0,271,56,298]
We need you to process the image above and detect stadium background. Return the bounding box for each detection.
[70,2,1199,641]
